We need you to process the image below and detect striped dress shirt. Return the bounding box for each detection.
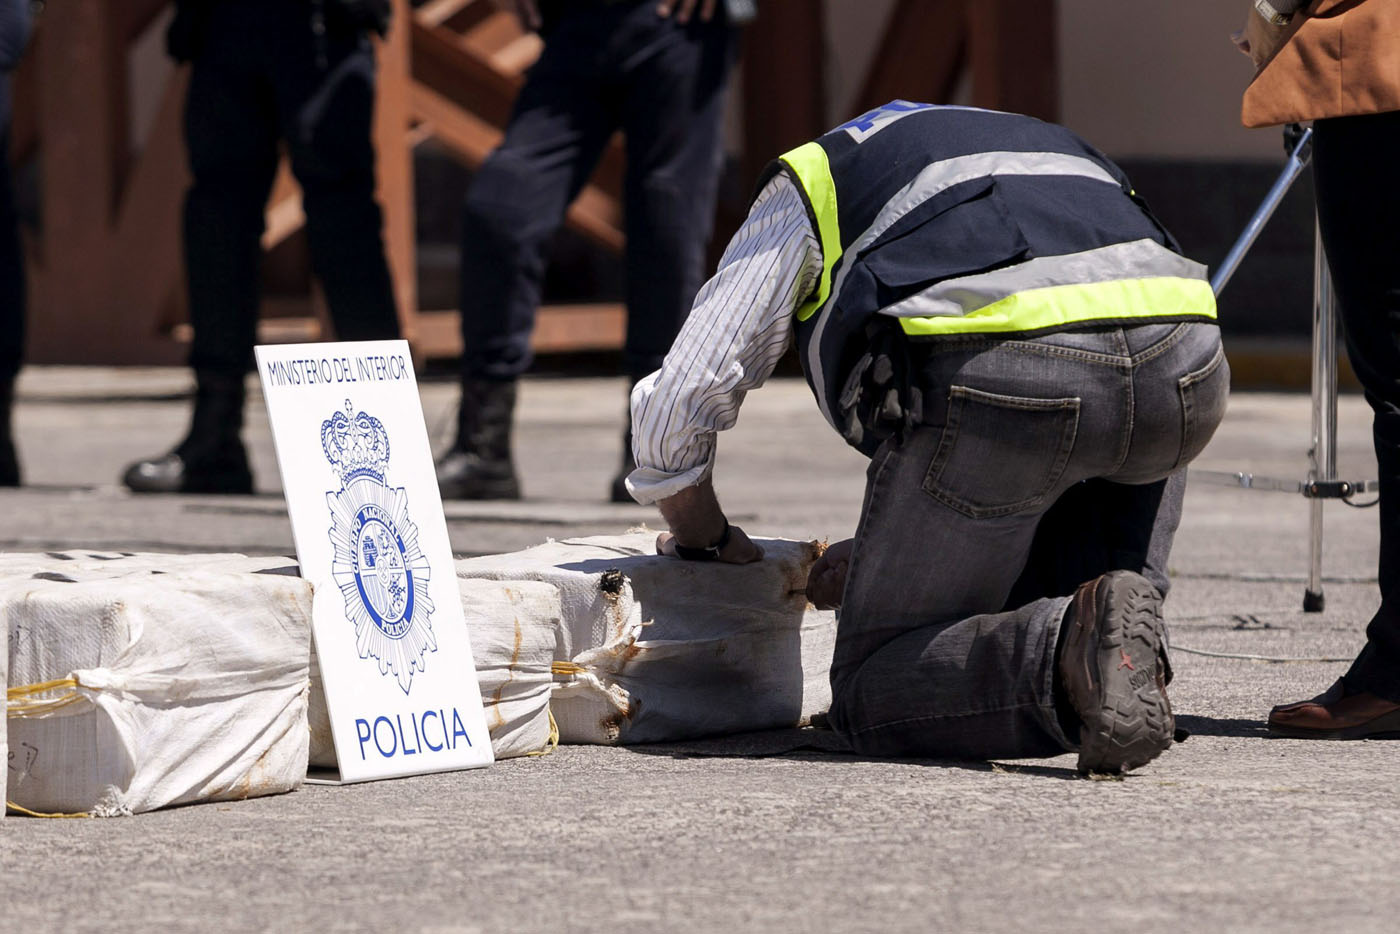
[626,173,822,505]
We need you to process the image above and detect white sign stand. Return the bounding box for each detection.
[256,340,493,783]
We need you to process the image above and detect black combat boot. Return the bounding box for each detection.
[0,377,18,487]
[435,377,521,500]
[122,370,254,494]
[608,377,640,503]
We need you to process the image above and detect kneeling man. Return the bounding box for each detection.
[627,101,1229,774]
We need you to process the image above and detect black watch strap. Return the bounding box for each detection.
[672,521,732,562]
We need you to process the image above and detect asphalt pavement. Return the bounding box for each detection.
[0,363,1395,934]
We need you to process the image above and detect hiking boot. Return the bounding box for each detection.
[435,377,521,500]
[1059,570,1174,774]
[122,370,253,494]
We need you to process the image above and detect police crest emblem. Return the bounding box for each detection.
[323,401,437,694]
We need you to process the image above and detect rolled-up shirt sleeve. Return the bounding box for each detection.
[625,173,822,505]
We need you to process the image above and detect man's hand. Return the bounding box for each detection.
[1232,5,1290,70]
[655,0,718,24]
[805,538,853,610]
[656,525,765,564]
[498,0,541,31]
[653,479,764,564]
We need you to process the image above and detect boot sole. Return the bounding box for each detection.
[1068,573,1175,775]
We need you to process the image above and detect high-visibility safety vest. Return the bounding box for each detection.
[758,101,1217,438]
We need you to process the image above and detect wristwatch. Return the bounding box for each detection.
[1253,0,1293,26]
[672,522,732,562]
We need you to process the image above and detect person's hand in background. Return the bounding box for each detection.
[656,0,717,24]
[1232,2,1292,70]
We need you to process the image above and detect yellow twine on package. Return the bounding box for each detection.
[6,677,86,717]
[525,709,560,758]
[5,800,91,819]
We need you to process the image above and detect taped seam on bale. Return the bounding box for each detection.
[524,709,560,758]
[6,678,86,717]
[5,801,91,819]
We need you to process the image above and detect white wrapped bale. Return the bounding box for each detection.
[455,532,837,745]
[1,589,5,818]
[308,577,560,766]
[3,571,311,817]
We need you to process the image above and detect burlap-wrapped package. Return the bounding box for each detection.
[456,532,837,744]
[3,565,310,817]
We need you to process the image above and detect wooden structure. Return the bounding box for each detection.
[9,0,1056,365]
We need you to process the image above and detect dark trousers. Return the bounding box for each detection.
[183,0,398,377]
[1314,110,1400,701]
[458,0,736,382]
[0,125,21,384]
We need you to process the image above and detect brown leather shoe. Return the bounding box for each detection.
[1060,570,1175,774]
[1267,680,1400,739]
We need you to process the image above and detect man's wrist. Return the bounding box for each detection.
[672,520,732,562]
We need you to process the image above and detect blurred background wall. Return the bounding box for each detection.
[7,0,1317,380]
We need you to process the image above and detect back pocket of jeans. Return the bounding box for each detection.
[1175,343,1229,469]
[922,386,1080,519]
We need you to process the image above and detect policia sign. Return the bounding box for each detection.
[258,340,493,783]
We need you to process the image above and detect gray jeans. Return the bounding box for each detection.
[827,321,1229,760]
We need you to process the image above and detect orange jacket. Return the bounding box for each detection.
[1242,0,1400,127]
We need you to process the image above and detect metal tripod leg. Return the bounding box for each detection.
[1305,219,1339,612]
[1211,126,1313,295]
[1193,123,1375,611]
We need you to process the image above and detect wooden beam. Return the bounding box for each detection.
[411,19,522,129]
[262,160,305,250]
[410,83,625,252]
[968,0,1058,121]
[110,66,188,333]
[740,0,826,183]
[118,0,176,44]
[416,0,481,28]
[28,1,125,361]
[377,0,418,341]
[8,33,37,162]
[411,304,627,359]
[856,0,967,113]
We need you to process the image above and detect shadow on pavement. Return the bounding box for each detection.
[624,728,1091,781]
[1175,714,1270,738]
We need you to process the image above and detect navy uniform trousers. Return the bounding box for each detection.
[1314,110,1400,702]
[0,126,20,385]
[182,0,399,377]
[458,0,737,383]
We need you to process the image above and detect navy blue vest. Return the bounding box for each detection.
[757,102,1211,451]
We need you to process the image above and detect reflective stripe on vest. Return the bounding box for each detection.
[779,141,842,323]
[884,238,1217,335]
[778,145,1213,428]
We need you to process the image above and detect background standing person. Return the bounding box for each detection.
[122,0,402,495]
[0,0,31,488]
[1234,0,1400,738]
[435,0,745,503]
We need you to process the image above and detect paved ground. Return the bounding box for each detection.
[1,363,1396,933]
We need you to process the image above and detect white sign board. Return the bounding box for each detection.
[256,340,493,782]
